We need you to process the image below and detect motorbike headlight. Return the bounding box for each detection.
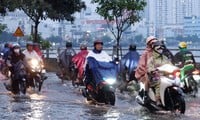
[41,69,46,73]
[192,70,200,75]
[193,75,200,82]
[104,78,116,85]
[31,59,39,67]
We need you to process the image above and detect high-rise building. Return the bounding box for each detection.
[145,0,200,38]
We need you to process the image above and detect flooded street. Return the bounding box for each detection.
[0,72,199,120]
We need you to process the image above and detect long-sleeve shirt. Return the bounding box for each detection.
[23,49,42,62]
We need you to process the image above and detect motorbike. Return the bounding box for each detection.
[12,60,27,95]
[117,68,139,93]
[192,69,200,87]
[177,64,199,97]
[81,57,117,105]
[27,58,46,92]
[136,64,186,114]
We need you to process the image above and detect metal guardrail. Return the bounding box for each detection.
[43,47,200,62]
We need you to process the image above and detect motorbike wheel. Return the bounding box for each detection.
[173,96,186,114]
[188,77,198,97]
[19,79,26,94]
[34,77,43,92]
[71,69,78,87]
[105,91,115,105]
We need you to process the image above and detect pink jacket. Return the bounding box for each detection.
[135,47,153,82]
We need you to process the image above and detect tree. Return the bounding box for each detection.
[2,0,86,43]
[92,0,146,58]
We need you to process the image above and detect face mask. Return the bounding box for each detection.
[156,49,163,54]
[14,49,20,53]
[154,45,163,54]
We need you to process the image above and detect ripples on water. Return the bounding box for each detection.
[0,73,199,120]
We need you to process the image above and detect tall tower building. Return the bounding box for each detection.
[145,0,200,38]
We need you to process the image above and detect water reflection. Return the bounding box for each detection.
[0,73,199,120]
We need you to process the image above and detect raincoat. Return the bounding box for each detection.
[58,48,76,70]
[120,50,140,77]
[84,50,116,85]
[135,47,153,82]
[135,47,171,82]
[72,50,89,80]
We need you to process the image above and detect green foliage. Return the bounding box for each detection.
[40,40,52,50]
[92,0,146,57]
[1,0,86,43]
[44,0,86,22]
[38,34,52,49]
[91,0,146,45]
[0,0,19,15]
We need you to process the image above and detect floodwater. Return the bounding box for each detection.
[0,73,199,120]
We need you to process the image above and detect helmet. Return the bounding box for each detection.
[94,40,103,46]
[12,43,20,49]
[178,41,187,48]
[66,42,72,48]
[146,36,157,45]
[26,42,33,47]
[4,43,9,48]
[80,44,87,50]
[129,44,136,51]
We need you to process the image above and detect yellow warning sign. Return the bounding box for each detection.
[13,27,24,37]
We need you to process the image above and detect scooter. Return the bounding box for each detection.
[27,58,46,92]
[136,64,186,114]
[192,69,200,87]
[82,58,117,105]
[178,64,199,97]
[12,60,27,95]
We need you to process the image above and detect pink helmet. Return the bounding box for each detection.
[146,36,157,45]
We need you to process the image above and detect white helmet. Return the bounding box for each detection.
[12,43,20,48]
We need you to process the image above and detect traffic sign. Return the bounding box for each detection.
[13,27,24,37]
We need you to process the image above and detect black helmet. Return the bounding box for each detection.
[129,44,136,51]
[4,43,9,48]
[93,40,103,46]
[66,42,72,48]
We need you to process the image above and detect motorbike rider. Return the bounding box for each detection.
[118,44,140,92]
[33,43,44,60]
[173,41,196,80]
[23,42,44,88]
[84,40,112,88]
[160,40,174,62]
[120,44,140,82]
[72,44,89,85]
[57,41,76,80]
[1,43,12,60]
[1,43,12,77]
[135,36,171,105]
[4,43,25,95]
